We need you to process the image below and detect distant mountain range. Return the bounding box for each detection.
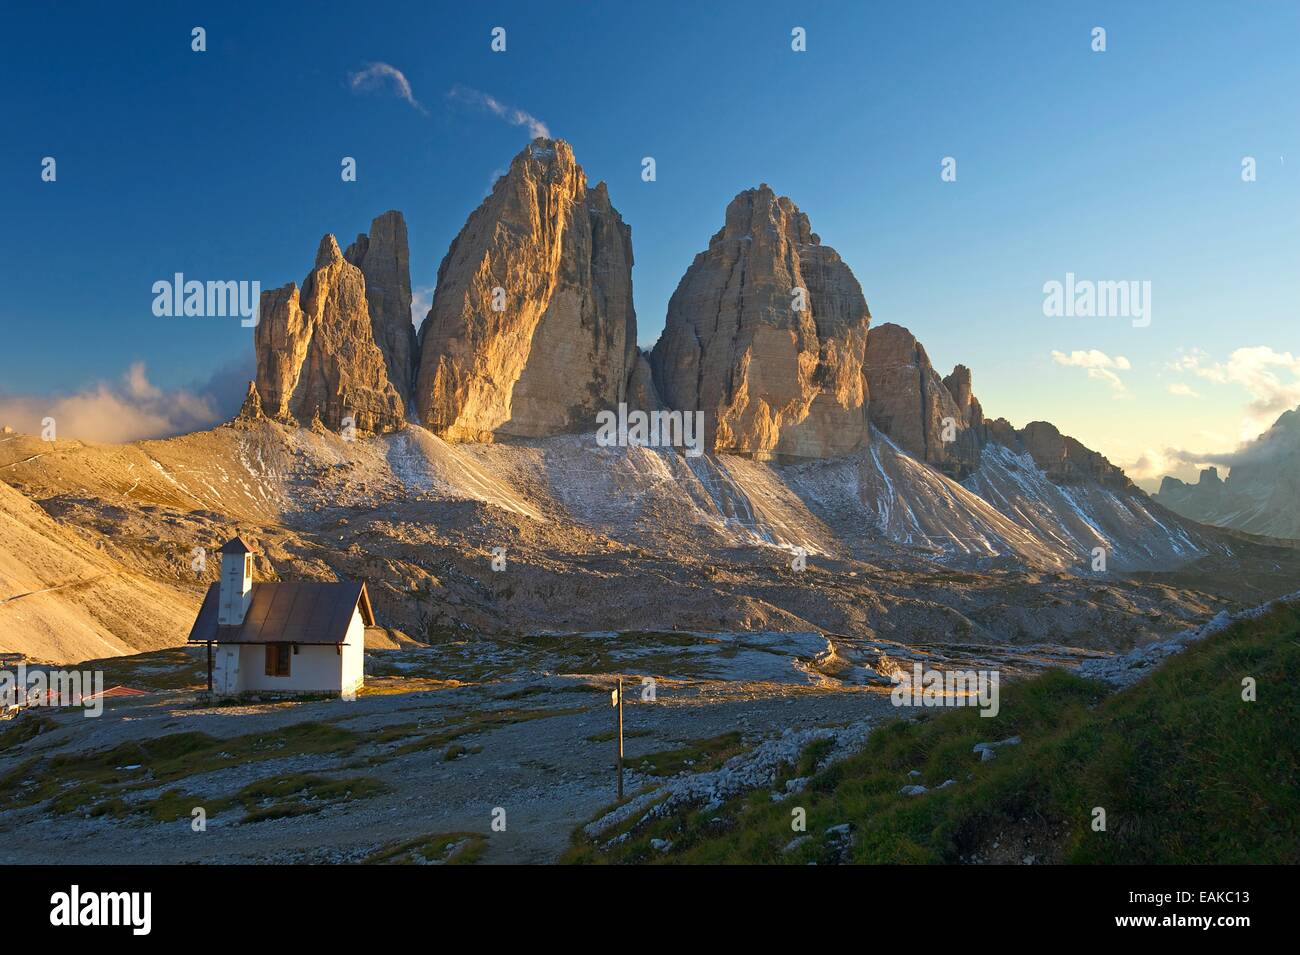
[1155,407,1300,540]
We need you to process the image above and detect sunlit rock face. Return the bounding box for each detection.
[650,185,871,460]
[414,138,638,441]
[255,234,406,434]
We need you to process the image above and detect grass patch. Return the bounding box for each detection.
[233,773,389,823]
[0,714,55,753]
[495,685,549,701]
[81,647,205,691]
[628,732,745,777]
[442,744,482,761]
[570,602,1300,864]
[363,831,486,865]
[586,729,651,743]
[356,677,467,697]
[0,720,362,816]
[126,773,388,824]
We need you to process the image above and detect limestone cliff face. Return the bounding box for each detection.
[864,323,982,477]
[414,139,638,440]
[650,185,870,459]
[344,210,417,406]
[626,350,664,412]
[255,235,405,434]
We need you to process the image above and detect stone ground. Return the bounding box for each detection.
[0,635,926,864]
[8,588,1292,865]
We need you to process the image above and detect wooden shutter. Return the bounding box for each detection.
[265,643,290,677]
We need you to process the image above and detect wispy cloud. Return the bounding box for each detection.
[0,359,252,444]
[1129,428,1293,489]
[1169,345,1300,439]
[347,62,428,115]
[1050,349,1131,394]
[1128,345,1300,487]
[448,84,549,138]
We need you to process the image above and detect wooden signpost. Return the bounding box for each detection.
[611,677,624,799]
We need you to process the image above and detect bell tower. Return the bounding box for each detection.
[217,536,254,625]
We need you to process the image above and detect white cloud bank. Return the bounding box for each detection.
[1127,345,1300,488]
[1170,346,1300,440]
[0,360,252,444]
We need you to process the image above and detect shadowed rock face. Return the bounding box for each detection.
[255,235,405,434]
[650,185,871,459]
[626,350,664,412]
[414,138,638,441]
[864,323,983,478]
[990,418,1133,490]
[344,211,417,406]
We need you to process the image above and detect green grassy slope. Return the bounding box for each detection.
[569,602,1300,864]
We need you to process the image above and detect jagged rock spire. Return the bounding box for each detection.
[650,184,871,459]
[414,138,638,441]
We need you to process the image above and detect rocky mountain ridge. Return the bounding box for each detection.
[254,230,405,434]
[249,137,1131,506]
[4,416,1262,665]
[1155,407,1300,539]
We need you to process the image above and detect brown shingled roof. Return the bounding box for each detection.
[187,581,374,645]
[217,536,254,555]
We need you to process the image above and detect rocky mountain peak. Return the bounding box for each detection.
[236,380,263,421]
[344,210,416,405]
[414,138,637,440]
[315,233,342,268]
[650,186,870,459]
[1016,420,1132,489]
[255,226,405,435]
[518,137,578,177]
[713,184,819,248]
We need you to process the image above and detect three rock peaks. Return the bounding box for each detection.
[251,137,1123,483]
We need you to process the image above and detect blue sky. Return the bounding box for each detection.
[2,1,1297,486]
